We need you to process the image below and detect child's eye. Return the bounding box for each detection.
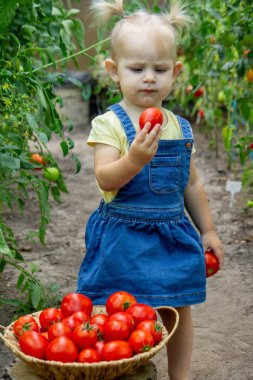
[129,67,143,72]
[156,68,168,73]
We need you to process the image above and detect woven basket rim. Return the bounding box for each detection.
[0,305,179,370]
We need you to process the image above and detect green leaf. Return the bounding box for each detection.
[37,131,49,145]
[67,9,80,17]
[37,87,48,109]
[60,140,69,157]
[26,113,38,129]
[31,284,43,309]
[72,19,85,49]
[0,154,20,170]
[0,0,17,33]
[0,228,13,257]
[17,273,25,289]
[72,154,81,174]
[0,258,6,272]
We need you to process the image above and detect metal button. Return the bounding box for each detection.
[186,142,192,149]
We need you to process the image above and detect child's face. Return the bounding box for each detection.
[106,25,182,109]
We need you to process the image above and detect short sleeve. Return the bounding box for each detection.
[87,111,128,154]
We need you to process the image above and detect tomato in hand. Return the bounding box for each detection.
[126,303,157,327]
[78,348,101,363]
[13,315,39,338]
[106,291,137,315]
[135,320,162,344]
[72,323,98,351]
[47,322,72,342]
[60,292,93,317]
[46,336,78,363]
[139,107,163,132]
[129,330,154,353]
[19,330,48,360]
[101,340,133,361]
[205,250,219,278]
[39,308,63,331]
[103,319,130,342]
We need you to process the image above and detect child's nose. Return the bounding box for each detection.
[143,69,156,82]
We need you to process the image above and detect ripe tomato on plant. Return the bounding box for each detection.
[106,291,137,315]
[13,315,39,338]
[126,303,157,327]
[60,292,93,317]
[194,86,204,98]
[72,323,98,351]
[19,330,48,360]
[101,340,133,361]
[47,322,72,342]
[205,250,219,278]
[136,320,162,345]
[30,153,46,170]
[139,107,163,132]
[39,308,63,331]
[246,69,253,83]
[129,330,154,354]
[103,319,130,342]
[78,348,101,363]
[46,336,78,363]
[107,311,134,333]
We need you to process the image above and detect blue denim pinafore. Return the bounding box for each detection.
[77,104,206,307]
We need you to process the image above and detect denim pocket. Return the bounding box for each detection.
[149,156,181,194]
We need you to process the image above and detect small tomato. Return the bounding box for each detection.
[205,250,219,278]
[46,336,78,363]
[19,331,48,360]
[129,330,154,354]
[44,167,60,182]
[78,348,101,363]
[13,315,39,338]
[139,107,163,132]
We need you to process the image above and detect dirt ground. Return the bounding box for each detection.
[0,114,253,380]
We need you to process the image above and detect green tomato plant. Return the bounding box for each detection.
[0,0,109,315]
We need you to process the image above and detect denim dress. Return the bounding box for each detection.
[77,104,206,307]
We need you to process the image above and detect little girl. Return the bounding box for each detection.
[77,1,224,379]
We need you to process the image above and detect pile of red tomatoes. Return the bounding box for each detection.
[13,291,163,363]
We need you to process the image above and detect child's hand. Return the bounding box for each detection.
[201,230,224,269]
[127,122,162,170]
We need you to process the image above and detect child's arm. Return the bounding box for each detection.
[94,123,162,191]
[184,160,224,268]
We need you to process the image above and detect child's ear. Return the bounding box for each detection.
[105,58,119,83]
[173,61,183,81]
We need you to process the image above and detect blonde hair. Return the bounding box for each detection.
[91,0,190,58]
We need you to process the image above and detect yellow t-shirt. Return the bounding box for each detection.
[87,108,194,202]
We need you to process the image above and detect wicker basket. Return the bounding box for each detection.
[0,306,179,380]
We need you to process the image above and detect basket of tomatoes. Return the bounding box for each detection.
[0,291,179,380]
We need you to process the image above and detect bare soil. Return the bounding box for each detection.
[0,120,253,380]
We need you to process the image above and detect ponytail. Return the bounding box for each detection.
[90,0,125,25]
[164,1,191,32]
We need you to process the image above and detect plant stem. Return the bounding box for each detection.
[32,38,111,73]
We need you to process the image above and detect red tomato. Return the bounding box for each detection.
[101,340,133,361]
[62,315,83,331]
[246,69,253,83]
[129,330,154,353]
[91,323,104,340]
[194,86,204,98]
[78,348,101,363]
[103,319,130,342]
[249,143,253,150]
[90,313,108,326]
[139,107,163,132]
[107,312,134,333]
[106,291,137,315]
[72,323,98,351]
[60,292,93,317]
[30,153,45,169]
[126,303,157,327]
[46,336,78,363]
[19,331,48,359]
[39,308,63,331]
[205,250,219,277]
[72,311,89,323]
[136,320,162,345]
[13,315,39,338]
[47,322,72,342]
[198,109,205,119]
[95,340,105,354]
